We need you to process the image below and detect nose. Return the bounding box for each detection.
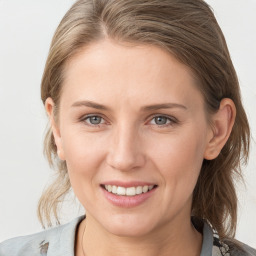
[106,123,146,172]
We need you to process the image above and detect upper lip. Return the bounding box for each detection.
[101,181,157,188]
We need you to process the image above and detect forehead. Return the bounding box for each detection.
[61,39,203,111]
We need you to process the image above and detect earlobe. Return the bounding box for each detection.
[204,98,236,160]
[45,97,66,160]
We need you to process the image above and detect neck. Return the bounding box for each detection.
[77,214,202,256]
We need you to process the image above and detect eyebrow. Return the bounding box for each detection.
[141,103,187,111]
[71,100,187,111]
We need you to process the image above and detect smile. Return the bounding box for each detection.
[101,183,158,207]
[103,185,156,196]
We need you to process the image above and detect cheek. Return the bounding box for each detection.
[151,127,206,170]
[61,129,106,194]
[62,127,104,168]
[149,125,207,202]
[62,135,106,211]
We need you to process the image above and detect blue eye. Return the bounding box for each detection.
[150,115,175,126]
[81,114,176,127]
[85,116,103,125]
[153,116,169,125]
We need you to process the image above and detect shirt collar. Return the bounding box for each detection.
[45,215,223,256]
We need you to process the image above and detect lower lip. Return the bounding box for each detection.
[101,186,157,208]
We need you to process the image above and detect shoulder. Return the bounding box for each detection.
[240,243,256,256]
[193,217,256,256]
[224,239,256,256]
[211,229,256,256]
[0,216,84,256]
[0,229,53,256]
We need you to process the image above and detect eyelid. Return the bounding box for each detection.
[147,114,179,127]
[80,114,108,126]
[79,113,178,127]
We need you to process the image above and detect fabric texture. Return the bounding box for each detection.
[0,215,255,256]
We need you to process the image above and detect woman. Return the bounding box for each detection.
[0,0,255,255]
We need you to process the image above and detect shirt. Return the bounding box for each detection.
[0,215,255,256]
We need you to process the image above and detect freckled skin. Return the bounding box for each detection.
[47,39,218,255]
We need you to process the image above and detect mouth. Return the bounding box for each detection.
[101,184,158,196]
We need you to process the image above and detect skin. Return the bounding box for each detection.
[46,39,236,256]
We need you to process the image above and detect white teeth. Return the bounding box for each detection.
[126,187,136,196]
[136,186,143,195]
[142,185,149,193]
[104,185,155,196]
[116,186,126,196]
[112,185,117,194]
[107,185,112,192]
[148,185,154,191]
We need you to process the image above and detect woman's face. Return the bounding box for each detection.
[49,40,213,237]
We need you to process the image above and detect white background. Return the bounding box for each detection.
[0,0,255,247]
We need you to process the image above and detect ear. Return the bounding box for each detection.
[45,97,66,160]
[204,98,236,160]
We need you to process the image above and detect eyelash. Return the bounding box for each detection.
[80,114,178,128]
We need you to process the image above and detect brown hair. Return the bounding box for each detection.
[39,0,250,239]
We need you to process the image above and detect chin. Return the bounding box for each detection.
[102,214,157,238]
[109,225,153,238]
